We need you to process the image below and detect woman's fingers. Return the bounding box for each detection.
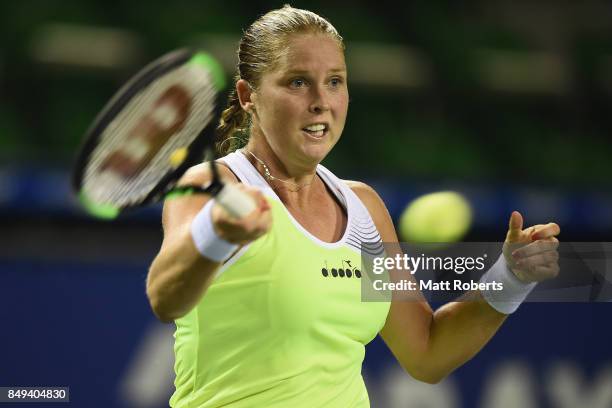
[506,211,524,242]
[512,237,559,259]
[212,185,273,244]
[516,249,559,268]
[531,223,561,240]
[503,213,561,283]
[509,237,560,282]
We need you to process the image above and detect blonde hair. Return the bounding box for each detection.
[215,5,344,155]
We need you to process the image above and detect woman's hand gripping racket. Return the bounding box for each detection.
[71,49,255,219]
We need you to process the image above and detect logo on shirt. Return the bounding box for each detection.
[321,260,362,279]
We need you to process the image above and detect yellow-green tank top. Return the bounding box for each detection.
[170,151,390,407]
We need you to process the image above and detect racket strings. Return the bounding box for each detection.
[82,64,217,207]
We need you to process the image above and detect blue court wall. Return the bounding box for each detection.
[1,258,610,408]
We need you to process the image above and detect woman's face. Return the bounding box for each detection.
[250,33,348,170]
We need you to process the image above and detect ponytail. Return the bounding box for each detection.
[215,88,249,156]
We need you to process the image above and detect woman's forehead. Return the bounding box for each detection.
[276,34,346,74]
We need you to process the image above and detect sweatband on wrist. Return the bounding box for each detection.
[190,199,239,263]
[479,253,537,315]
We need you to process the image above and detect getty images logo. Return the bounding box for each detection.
[321,260,362,279]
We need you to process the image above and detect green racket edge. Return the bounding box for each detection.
[164,186,207,200]
[188,52,226,91]
[78,192,120,219]
[79,186,207,220]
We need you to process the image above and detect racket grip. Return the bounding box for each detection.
[216,182,257,218]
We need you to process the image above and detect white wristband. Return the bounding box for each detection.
[190,199,239,263]
[479,253,537,314]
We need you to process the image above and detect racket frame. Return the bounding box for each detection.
[72,49,228,218]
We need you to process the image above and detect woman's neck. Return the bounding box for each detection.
[243,140,321,207]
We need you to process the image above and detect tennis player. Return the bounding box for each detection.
[146,5,561,407]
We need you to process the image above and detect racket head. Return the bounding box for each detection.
[71,49,226,219]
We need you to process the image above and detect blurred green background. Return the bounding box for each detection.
[0,0,611,243]
[2,0,611,188]
[1,3,611,407]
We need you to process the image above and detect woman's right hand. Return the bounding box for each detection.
[211,184,273,245]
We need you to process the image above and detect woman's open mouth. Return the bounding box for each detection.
[302,123,328,138]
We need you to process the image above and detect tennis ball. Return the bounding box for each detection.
[168,147,188,168]
[399,191,472,243]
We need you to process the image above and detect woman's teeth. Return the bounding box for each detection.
[303,124,327,137]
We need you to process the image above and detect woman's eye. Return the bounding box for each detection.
[290,78,306,88]
[330,77,342,87]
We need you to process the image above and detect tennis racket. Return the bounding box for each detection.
[71,49,255,219]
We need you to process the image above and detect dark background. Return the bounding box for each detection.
[1,1,611,407]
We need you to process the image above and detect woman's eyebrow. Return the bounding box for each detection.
[282,67,347,76]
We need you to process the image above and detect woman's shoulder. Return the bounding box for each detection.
[343,180,389,215]
[177,161,240,187]
[343,180,382,207]
[343,179,397,240]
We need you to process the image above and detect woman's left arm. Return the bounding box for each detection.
[348,181,560,384]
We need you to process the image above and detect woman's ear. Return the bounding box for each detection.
[236,79,256,113]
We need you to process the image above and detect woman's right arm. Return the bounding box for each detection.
[146,163,271,322]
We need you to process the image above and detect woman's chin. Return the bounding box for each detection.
[299,143,333,165]
[299,134,337,161]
